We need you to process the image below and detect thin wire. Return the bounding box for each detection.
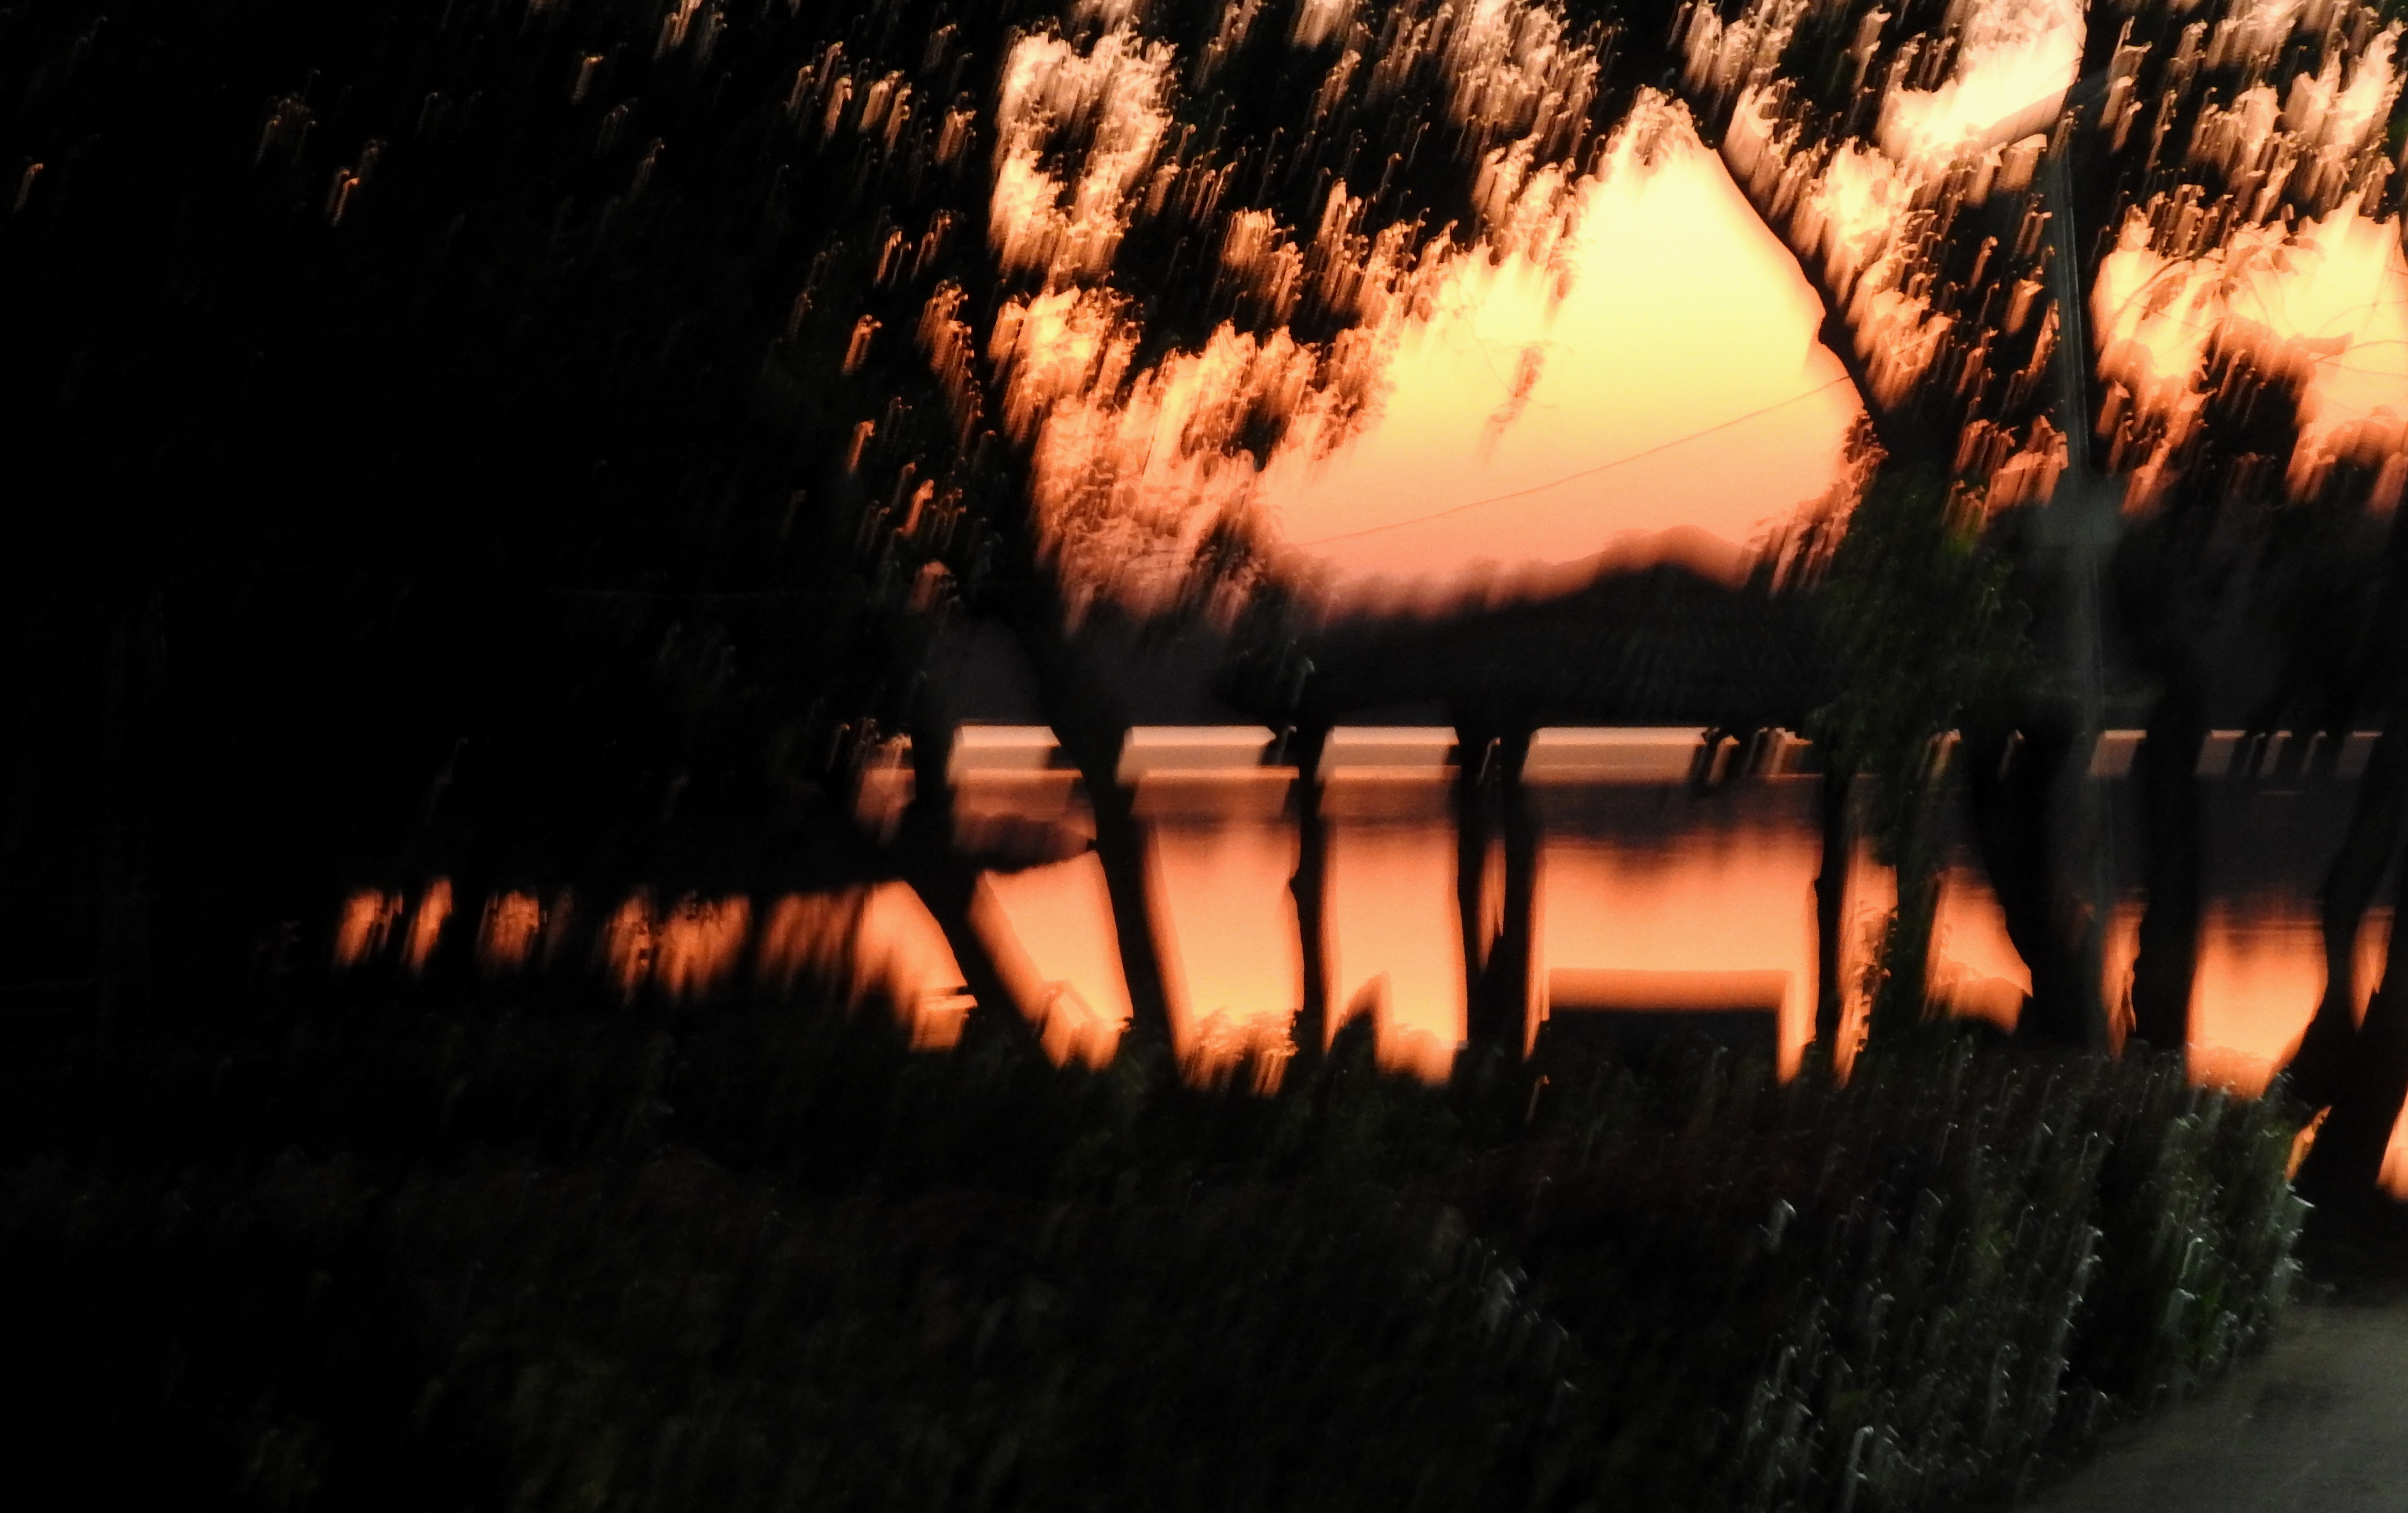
[1294,374,1858,545]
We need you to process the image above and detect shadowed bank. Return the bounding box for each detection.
[0,975,2305,1511]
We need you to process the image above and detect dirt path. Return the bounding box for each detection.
[2029,1294,2408,1511]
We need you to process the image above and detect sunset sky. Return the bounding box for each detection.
[1258,112,1863,594]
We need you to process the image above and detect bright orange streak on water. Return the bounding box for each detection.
[477,890,544,974]
[1143,775,1307,1072]
[334,889,400,968]
[404,878,451,976]
[1932,866,2034,1033]
[980,853,1130,1066]
[2201,907,2392,1089]
[1259,115,1857,595]
[583,884,969,1041]
[834,881,974,1047]
[2098,899,2141,1052]
[2167,902,2408,1195]
[1322,774,1470,1081]
[754,885,970,1033]
[655,895,752,1000]
[1535,816,1820,1076]
[755,891,863,993]
[603,891,656,999]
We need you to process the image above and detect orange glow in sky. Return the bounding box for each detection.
[2094,203,2408,507]
[1871,0,2082,168]
[1259,107,1860,594]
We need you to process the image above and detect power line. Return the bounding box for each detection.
[1293,375,1857,545]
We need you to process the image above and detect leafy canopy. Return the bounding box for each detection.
[1807,469,2037,860]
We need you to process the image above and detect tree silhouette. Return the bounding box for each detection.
[1665,0,2408,1092]
[5,0,908,1014]
[1801,460,2035,1037]
[779,0,1638,1056]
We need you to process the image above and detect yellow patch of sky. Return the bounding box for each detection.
[1257,115,1862,595]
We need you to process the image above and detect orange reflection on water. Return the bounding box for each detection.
[1143,774,1307,1074]
[752,884,975,1046]
[1325,774,1465,1082]
[979,853,1130,1066]
[852,881,976,1049]
[2100,899,2143,1052]
[1835,841,1895,1066]
[403,878,451,976]
[2172,902,2408,1197]
[603,891,655,1000]
[334,889,401,968]
[2185,904,2389,1095]
[1932,866,2033,1034]
[601,886,948,1032]
[755,891,864,994]
[476,891,543,975]
[1535,812,1820,1076]
[655,895,752,1001]
[2098,897,2408,1193]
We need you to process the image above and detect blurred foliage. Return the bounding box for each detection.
[0,0,1691,1011]
[0,977,2302,1513]
[0,0,936,998]
[1807,467,2036,864]
[1505,1036,2305,1510]
[1803,463,2039,1032]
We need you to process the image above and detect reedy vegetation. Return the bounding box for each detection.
[0,978,2302,1513]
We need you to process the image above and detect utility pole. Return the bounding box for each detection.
[2037,81,2118,1053]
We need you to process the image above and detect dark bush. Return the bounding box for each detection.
[1489,1037,2305,1511]
[0,995,2303,1513]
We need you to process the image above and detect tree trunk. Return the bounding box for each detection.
[1454,721,1497,1049]
[2285,725,2408,1108]
[1081,760,1175,1053]
[1871,796,1939,1040]
[2294,906,2408,1210]
[1285,723,1331,1067]
[2127,681,2208,1056]
[1813,765,1854,1053]
[95,608,136,1051]
[1488,725,1538,1059]
[896,719,1038,1054]
[898,840,1030,1055]
[2280,498,2408,1207]
[1965,722,2095,1047]
[1004,604,1176,1054]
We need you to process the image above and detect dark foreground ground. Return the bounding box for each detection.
[0,986,2319,1512]
[2031,1290,2408,1511]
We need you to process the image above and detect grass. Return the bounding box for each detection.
[0,983,2306,1512]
